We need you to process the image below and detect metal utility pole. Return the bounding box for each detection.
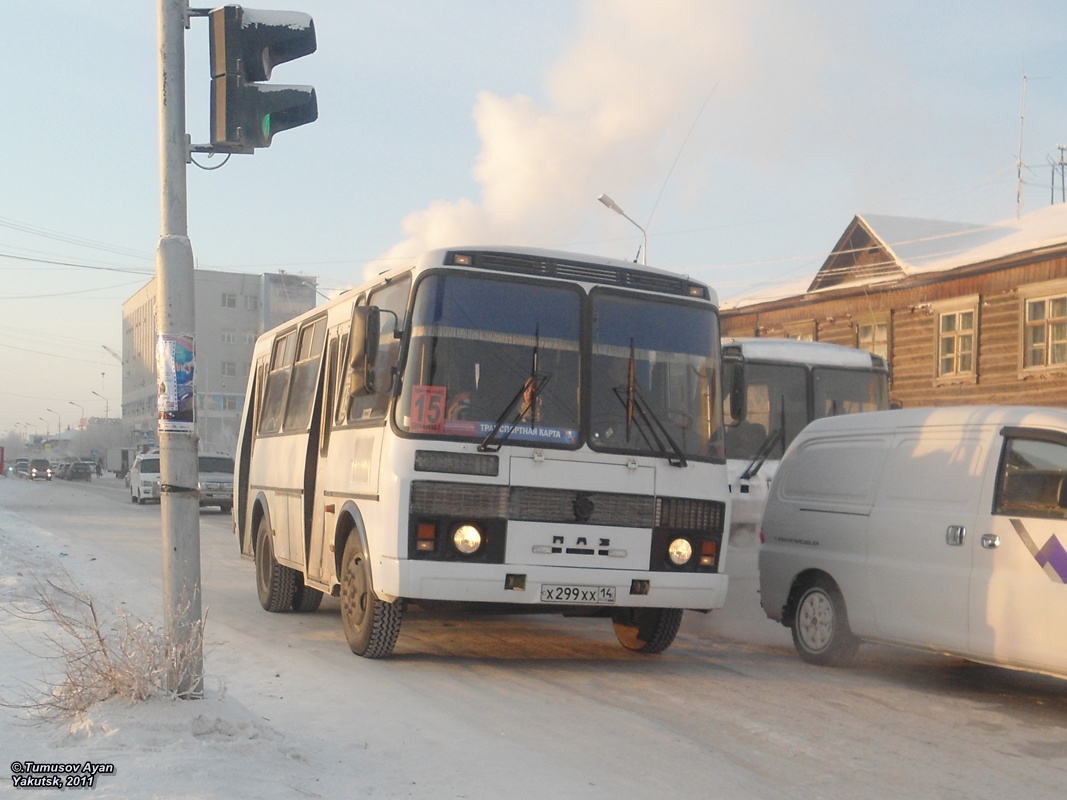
[157,0,203,698]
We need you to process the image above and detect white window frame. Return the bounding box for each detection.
[1021,281,1067,372]
[933,296,977,384]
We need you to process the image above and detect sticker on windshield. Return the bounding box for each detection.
[410,385,447,433]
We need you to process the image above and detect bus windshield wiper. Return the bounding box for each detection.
[740,427,784,480]
[611,338,688,467]
[741,402,786,480]
[479,324,551,452]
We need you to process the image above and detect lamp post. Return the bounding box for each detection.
[597,193,647,265]
[46,408,62,434]
[39,417,50,437]
[69,401,85,430]
[92,391,110,419]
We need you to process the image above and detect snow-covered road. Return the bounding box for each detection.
[2,475,1065,799]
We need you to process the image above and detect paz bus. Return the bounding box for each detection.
[721,337,890,545]
[234,246,730,657]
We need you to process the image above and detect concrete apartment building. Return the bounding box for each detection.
[122,270,317,455]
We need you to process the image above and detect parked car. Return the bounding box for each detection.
[197,454,234,513]
[759,406,1067,680]
[129,453,161,504]
[29,459,52,481]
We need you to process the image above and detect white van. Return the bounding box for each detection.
[759,406,1067,679]
[129,452,161,505]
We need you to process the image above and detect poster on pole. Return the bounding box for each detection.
[157,333,195,432]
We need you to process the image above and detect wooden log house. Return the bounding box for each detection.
[720,204,1067,409]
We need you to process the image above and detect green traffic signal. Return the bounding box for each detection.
[208,5,318,154]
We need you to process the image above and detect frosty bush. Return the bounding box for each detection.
[2,576,204,719]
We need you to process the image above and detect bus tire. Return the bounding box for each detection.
[256,516,297,612]
[292,581,324,613]
[340,534,403,658]
[612,607,683,654]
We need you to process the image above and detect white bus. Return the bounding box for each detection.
[721,338,890,545]
[234,246,731,658]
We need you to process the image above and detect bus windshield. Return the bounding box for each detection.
[397,273,723,461]
[398,273,582,446]
[589,290,722,462]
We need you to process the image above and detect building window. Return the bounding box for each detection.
[856,315,889,359]
[938,309,975,377]
[244,295,259,311]
[1024,294,1067,369]
[221,362,237,377]
[222,293,237,308]
[222,396,238,412]
[221,330,237,344]
[783,320,816,341]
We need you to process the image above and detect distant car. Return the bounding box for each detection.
[197,454,235,513]
[129,453,161,504]
[66,461,94,481]
[14,458,30,478]
[29,459,52,481]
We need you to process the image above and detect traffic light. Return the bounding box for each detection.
[209,5,318,154]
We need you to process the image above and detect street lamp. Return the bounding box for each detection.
[45,408,61,434]
[597,193,647,265]
[39,417,50,437]
[92,390,110,419]
[69,401,85,430]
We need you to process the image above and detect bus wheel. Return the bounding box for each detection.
[611,607,683,654]
[791,579,859,667]
[255,517,297,612]
[340,535,403,658]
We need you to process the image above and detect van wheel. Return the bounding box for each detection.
[340,535,403,658]
[612,608,683,654]
[791,579,859,667]
[255,517,297,612]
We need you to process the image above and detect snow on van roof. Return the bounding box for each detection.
[722,337,882,369]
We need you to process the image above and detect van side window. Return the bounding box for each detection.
[995,436,1067,519]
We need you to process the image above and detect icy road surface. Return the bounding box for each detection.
[1,476,1066,799]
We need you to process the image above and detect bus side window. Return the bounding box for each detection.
[259,330,296,435]
[283,317,326,431]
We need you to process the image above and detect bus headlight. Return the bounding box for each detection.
[667,538,693,566]
[452,524,483,555]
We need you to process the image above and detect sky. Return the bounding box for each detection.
[3,1,1067,437]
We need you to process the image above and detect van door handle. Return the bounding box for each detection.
[981,534,1000,549]
[946,525,966,546]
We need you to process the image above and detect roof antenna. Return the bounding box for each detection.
[1016,74,1027,218]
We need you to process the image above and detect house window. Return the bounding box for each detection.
[938,309,975,377]
[244,295,260,311]
[221,361,237,377]
[783,320,816,341]
[222,293,237,308]
[856,317,889,359]
[1024,294,1067,369]
[221,330,237,344]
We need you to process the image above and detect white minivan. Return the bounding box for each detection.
[759,406,1067,679]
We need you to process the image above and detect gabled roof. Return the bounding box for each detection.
[724,203,1067,310]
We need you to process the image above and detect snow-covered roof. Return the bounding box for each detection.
[723,203,1067,311]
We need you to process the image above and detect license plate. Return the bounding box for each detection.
[540,584,617,605]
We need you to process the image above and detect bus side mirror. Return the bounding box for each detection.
[728,362,746,422]
[348,306,380,396]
